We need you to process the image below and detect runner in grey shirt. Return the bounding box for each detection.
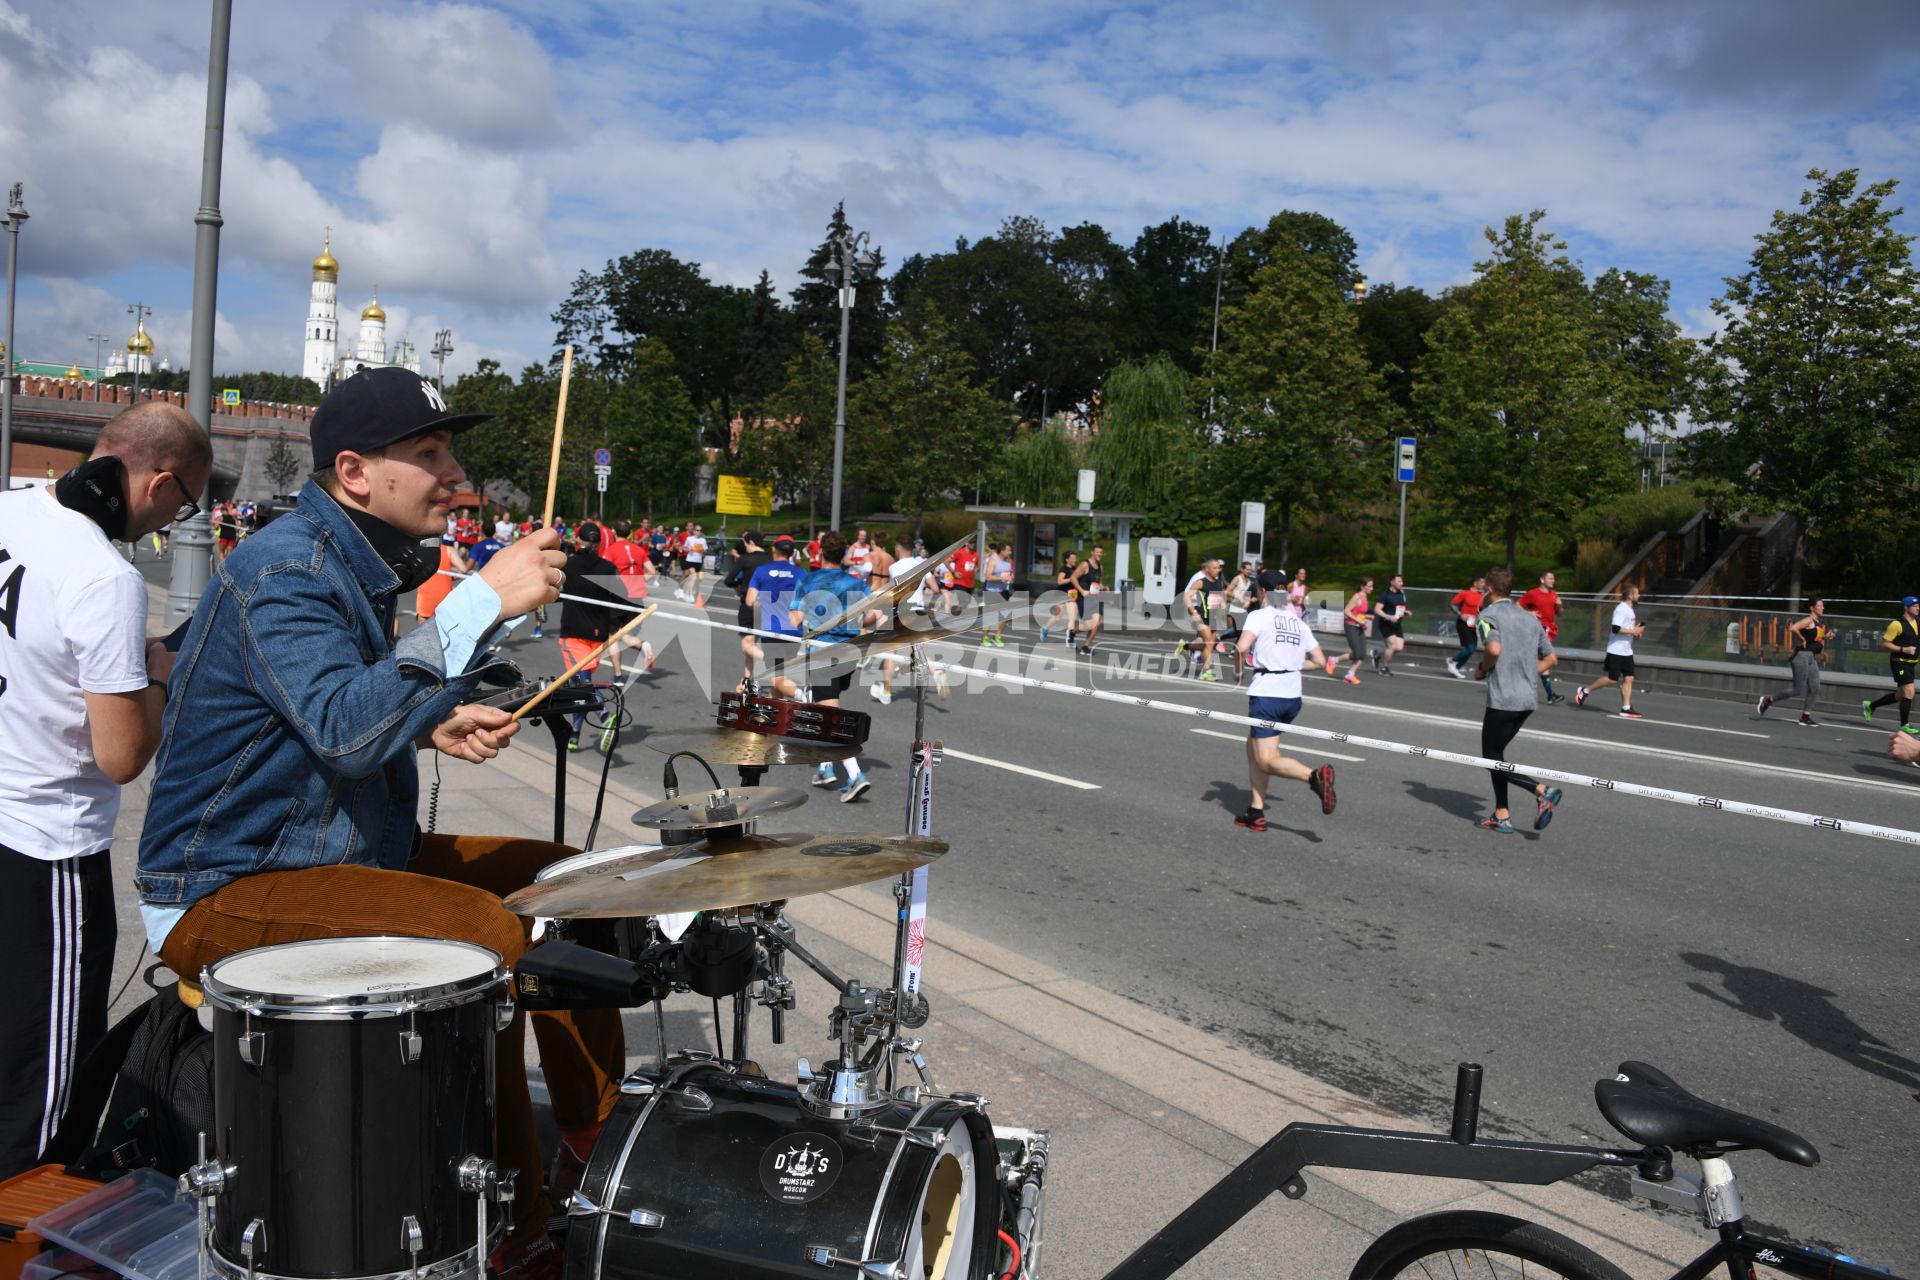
[1472,568,1563,835]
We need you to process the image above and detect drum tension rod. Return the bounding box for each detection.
[563,1191,665,1231]
[801,1244,905,1279]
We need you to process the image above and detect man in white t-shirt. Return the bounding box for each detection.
[871,536,926,705]
[0,403,212,1177]
[1575,582,1645,719]
[679,524,707,602]
[1232,570,1339,831]
[493,514,515,543]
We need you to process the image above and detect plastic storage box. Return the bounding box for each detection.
[26,1171,198,1280]
[0,1165,106,1280]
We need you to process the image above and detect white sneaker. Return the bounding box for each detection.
[868,685,892,705]
[1445,659,1460,678]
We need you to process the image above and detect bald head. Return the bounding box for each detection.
[95,402,213,477]
[91,402,214,539]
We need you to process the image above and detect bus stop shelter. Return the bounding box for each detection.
[964,505,1148,596]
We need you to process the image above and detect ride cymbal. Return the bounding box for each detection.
[501,831,947,918]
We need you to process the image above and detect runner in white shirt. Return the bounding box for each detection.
[1232,570,1338,831]
[870,536,925,705]
[845,529,873,583]
[493,515,515,543]
[0,403,212,1177]
[681,525,708,603]
[1575,582,1645,718]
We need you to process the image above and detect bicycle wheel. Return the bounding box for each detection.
[1348,1211,1633,1280]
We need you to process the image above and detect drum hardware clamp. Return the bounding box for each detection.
[184,1133,227,1280]
[562,1190,666,1232]
[799,1243,907,1279]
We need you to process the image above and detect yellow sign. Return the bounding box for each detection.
[221,388,241,406]
[716,475,773,517]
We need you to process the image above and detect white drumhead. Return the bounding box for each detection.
[535,844,662,883]
[208,936,498,1001]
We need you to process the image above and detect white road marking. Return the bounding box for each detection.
[1309,699,1919,797]
[1189,727,1367,762]
[940,747,1101,790]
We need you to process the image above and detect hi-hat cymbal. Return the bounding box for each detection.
[501,831,947,918]
[631,785,807,831]
[643,727,849,768]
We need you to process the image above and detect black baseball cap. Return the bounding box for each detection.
[1257,569,1289,591]
[310,367,492,469]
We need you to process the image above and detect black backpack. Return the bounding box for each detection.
[51,978,215,1178]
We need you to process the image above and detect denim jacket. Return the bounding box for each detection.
[136,482,511,912]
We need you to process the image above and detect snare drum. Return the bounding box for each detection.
[200,937,512,1280]
[567,1062,1000,1280]
[532,846,671,960]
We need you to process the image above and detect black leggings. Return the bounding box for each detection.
[1482,707,1542,812]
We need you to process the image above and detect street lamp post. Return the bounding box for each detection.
[126,301,151,403]
[164,0,233,627]
[827,224,875,533]
[431,328,453,390]
[88,332,108,378]
[2,182,27,489]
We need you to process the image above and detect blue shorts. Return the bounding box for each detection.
[1248,695,1302,739]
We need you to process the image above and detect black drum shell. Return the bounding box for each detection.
[566,1065,999,1280]
[208,987,501,1277]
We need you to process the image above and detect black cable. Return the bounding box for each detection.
[106,941,148,1015]
[582,682,623,850]
[661,750,721,798]
[426,752,442,834]
[711,996,724,1058]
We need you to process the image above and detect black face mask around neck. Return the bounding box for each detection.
[339,504,442,594]
[54,456,132,541]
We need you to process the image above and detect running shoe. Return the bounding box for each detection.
[566,737,582,752]
[1573,686,1588,707]
[597,725,616,753]
[980,636,992,646]
[1380,665,1394,677]
[1534,787,1562,831]
[1903,724,1919,735]
[1619,707,1643,719]
[1233,807,1267,832]
[1200,669,1219,682]
[1078,646,1093,656]
[1342,672,1361,685]
[1040,627,1050,643]
[840,775,871,803]
[1861,700,1874,721]
[1175,639,1188,658]
[869,685,893,705]
[1546,693,1566,705]
[1308,764,1336,814]
[811,764,838,788]
[1798,715,1817,727]
[1371,654,1383,673]
[1445,659,1461,678]
[1756,694,1772,717]
[1324,657,1340,676]
[1477,815,1514,834]
[531,628,543,639]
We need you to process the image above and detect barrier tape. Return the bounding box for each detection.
[447,574,1920,848]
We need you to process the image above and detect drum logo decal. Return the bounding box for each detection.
[905,918,926,966]
[801,840,883,860]
[760,1133,844,1204]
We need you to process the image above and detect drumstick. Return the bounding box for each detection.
[539,344,574,529]
[511,604,655,723]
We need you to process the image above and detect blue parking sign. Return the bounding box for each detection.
[1395,437,1417,484]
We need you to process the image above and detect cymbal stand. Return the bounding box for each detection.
[882,644,938,1095]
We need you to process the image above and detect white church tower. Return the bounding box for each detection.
[355,287,389,364]
[302,230,339,388]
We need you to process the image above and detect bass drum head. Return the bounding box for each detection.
[568,1065,999,1280]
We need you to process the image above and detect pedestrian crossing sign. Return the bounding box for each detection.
[221,388,241,406]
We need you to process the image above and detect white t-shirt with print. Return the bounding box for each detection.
[0,487,150,859]
[1607,602,1637,656]
[1242,605,1314,699]
[684,535,706,565]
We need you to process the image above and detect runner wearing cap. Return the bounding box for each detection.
[1863,595,1920,732]
[135,367,613,1280]
[1232,569,1338,830]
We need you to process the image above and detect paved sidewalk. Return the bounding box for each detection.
[102,586,1712,1279]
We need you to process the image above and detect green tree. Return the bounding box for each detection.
[1354,283,1441,414]
[605,339,703,517]
[790,202,887,378]
[737,334,838,533]
[447,359,535,509]
[1119,217,1219,374]
[1413,212,1636,572]
[1089,355,1217,535]
[1000,426,1083,507]
[1221,210,1361,310]
[848,306,1003,538]
[1206,244,1398,567]
[263,433,304,496]
[1590,268,1697,471]
[1694,168,1920,596]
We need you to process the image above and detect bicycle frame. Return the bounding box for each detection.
[1672,1225,1908,1279]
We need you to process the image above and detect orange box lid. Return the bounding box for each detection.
[0,1166,105,1231]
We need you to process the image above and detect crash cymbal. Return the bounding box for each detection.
[804,531,978,639]
[643,726,850,768]
[501,831,947,918]
[773,626,945,673]
[631,785,807,831]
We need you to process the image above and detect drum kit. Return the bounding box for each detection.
[176,535,1051,1280]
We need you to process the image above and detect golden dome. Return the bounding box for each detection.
[312,230,338,280]
[66,362,82,380]
[128,322,153,354]
[361,287,386,323]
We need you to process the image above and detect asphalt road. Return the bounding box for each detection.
[488,577,1918,1273]
[141,553,1920,1270]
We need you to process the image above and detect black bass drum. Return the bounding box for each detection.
[566,1061,1000,1280]
[200,936,511,1280]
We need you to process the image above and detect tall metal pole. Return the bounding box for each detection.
[828,277,852,531]
[88,332,108,377]
[165,0,232,627]
[2,183,28,489]
[1396,482,1407,580]
[126,301,150,403]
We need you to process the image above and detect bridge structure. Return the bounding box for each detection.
[5,374,313,498]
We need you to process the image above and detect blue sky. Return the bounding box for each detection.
[1,0,1915,384]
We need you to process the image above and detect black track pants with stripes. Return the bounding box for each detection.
[0,847,116,1179]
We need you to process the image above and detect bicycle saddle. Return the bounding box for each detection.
[1594,1061,1819,1166]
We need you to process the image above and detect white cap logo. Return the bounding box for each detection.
[420,379,448,414]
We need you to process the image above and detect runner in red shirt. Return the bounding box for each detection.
[1446,575,1488,679]
[605,520,649,599]
[1517,570,1565,704]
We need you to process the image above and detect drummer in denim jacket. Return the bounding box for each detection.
[136,368,621,1279]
